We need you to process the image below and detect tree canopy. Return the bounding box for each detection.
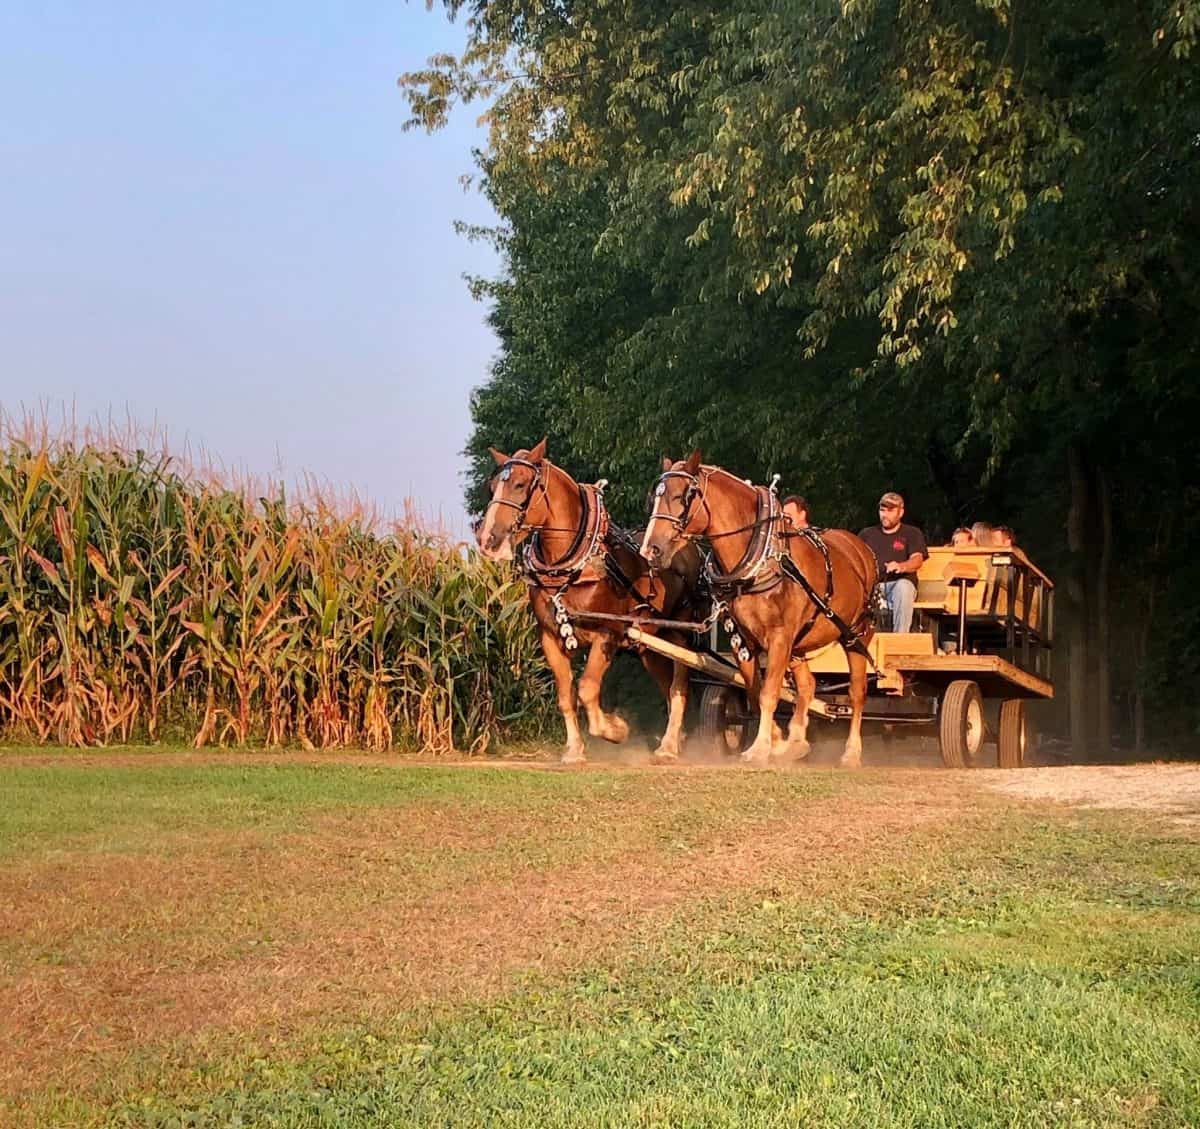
[404,0,1200,746]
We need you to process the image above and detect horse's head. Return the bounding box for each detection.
[475,438,549,561]
[640,449,705,569]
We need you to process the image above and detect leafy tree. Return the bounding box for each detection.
[406,0,1200,747]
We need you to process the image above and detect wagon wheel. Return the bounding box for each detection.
[997,699,1026,768]
[938,680,984,768]
[698,682,749,756]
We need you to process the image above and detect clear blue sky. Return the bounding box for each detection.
[0,2,498,536]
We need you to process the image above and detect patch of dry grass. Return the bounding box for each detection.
[0,757,960,1111]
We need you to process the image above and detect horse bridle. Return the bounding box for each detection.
[484,457,550,536]
[646,469,711,538]
[648,466,772,544]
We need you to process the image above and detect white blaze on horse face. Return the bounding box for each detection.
[640,481,673,561]
[478,463,526,560]
[476,501,514,561]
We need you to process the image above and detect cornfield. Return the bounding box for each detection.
[0,430,555,752]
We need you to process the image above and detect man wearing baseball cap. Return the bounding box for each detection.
[858,492,928,632]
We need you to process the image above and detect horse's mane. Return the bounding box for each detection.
[701,464,757,498]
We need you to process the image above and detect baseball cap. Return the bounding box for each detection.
[878,491,904,508]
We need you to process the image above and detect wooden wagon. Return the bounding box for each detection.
[626,545,1054,768]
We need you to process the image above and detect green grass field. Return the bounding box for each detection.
[2,749,1198,1127]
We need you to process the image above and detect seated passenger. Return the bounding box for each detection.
[993,525,1015,548]
[971,521,996,547]
[782,494,810,530]
[859,492,928,633]
[951,526,975,548]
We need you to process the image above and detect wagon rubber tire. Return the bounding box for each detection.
[698,682,748,756]
[997,699,1026,768]
[939,680,984,768]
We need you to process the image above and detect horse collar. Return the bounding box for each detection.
[522,483,610,590]
[706,486,784,593]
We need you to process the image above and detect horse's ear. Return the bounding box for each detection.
[528,437,548,463]
[661,455,674,472]
[683,448,702,475]
[488,447,509,467]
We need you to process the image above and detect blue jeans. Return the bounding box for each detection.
[882,579,915,633]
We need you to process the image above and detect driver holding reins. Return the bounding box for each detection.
[858,491,927,633]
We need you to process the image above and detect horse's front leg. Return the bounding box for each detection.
[578,636,629,745]
[540,625,586,764]
[742,630,791,766]
[660,658,690,760]
[840,648,868,768]
[733,651,781,747]
[642,641,689,763]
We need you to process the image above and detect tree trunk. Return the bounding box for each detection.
[1095,465,1112,757]
[1134,512,1171,756]
[1066,444,1091,760]
[1133,598,1151,755]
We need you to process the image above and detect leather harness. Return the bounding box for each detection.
[486,460,650,605]
[649,467,875,662]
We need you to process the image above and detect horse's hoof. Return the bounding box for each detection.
[790,739,812,760]
[597,714,630,744]
[770,744,799,765]
[652,736,681,762]
[839,750,862,769]
[741,747,771,767]
[561,749,587,766]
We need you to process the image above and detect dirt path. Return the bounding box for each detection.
[981,763,1200,823]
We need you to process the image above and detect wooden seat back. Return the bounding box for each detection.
[915,547,1043,629]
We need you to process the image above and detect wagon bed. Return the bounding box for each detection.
[887,654,1051,700]
[622,544,1055,768]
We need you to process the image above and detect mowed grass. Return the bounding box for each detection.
[0,750,654,858]
[2,753,1199,1128]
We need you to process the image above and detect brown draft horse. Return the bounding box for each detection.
[476,439,703,765]
[641,451,878,767]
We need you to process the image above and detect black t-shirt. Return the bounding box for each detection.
[857,522,928,583]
